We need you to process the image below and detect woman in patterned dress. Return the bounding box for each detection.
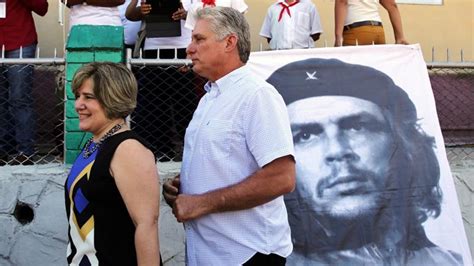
[64,62,161,265]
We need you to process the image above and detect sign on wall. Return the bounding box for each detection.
[247,44,471,265]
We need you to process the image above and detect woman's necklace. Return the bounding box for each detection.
[82,123,124,159]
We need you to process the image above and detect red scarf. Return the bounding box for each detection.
[278,0,299,22]
[202,0,216,8]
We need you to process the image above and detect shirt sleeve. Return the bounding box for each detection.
[310,3,323,34]
[243,85,294,168]
[259,7,272,38]
[231,0,248,13]
[181,0,192,11]
[184,3,200,30]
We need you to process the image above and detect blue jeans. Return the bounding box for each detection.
[0,44,36,155]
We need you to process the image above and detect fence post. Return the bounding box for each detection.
[64,25,124,164]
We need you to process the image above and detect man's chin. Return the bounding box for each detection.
[316,194,380,221]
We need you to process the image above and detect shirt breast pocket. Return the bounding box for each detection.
[296,11,310,32]
[199,119,233,158]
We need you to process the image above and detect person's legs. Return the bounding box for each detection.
[5,44,36,158]
[343,25,386,46]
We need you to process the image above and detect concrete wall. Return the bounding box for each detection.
[0,151,472,265]
[34,1,473,61]
[0,162,184,266]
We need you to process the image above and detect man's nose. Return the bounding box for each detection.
[324,132,357,163]
[186,43,194,55]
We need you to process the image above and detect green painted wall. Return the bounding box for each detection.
[64,25,124,164]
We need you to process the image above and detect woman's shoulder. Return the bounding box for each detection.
[113,131,155,160]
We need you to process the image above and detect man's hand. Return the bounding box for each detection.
[163,176,211,222]
[172,194,212,223]
[162,176,180,207]
[170,155,295,223]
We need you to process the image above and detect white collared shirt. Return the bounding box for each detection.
[260,0,323,50]
[181,65,294,266]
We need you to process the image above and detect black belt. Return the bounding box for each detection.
[344,20,382,31]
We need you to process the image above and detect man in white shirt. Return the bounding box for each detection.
[260,0,323,50]
[163,7,295,266]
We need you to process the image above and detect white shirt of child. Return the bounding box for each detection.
[260,0,323,50]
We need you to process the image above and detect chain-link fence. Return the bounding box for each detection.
[0,56,472,166]
[0,57,65,166]
[428,63,474,162]
[129,55,206,162]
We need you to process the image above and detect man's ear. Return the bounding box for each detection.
[224,34,238,52]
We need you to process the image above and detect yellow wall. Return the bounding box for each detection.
[36,1,473,61]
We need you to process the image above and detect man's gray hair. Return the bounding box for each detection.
[196,6,251,63]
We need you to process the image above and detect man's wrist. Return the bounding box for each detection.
[199,193,219,216]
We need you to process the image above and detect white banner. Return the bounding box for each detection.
[247,44,472,265]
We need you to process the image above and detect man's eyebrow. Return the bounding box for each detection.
[339,111,389,131]
[339,111,385,124]
[192,33,205,38]
[291,122,323,132]
[290,111,386,130]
